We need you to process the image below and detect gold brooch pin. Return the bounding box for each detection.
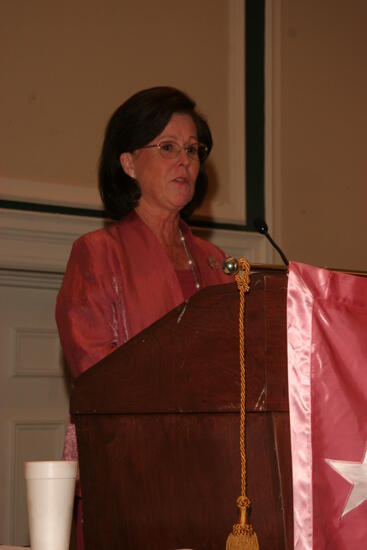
[208,256,219,269]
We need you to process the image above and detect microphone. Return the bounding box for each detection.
[254,218,289,266]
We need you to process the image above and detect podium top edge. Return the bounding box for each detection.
[249,263,367,277]
[250,263,287,272]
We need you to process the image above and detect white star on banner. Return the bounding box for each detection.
[325,447,367,517]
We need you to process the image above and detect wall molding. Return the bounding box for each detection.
[0,177,102,210]
[0,207,103,272]
[0,205,274,272]
[0,269,63,290]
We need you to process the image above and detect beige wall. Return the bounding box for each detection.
[0,0,230,209]
[2,1,367,270]
[276,0,367,270]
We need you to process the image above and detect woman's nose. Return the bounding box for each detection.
[178,147,191,165]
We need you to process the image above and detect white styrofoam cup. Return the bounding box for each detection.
[24,460,77,550]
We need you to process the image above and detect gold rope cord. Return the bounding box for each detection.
[234,259,250,499]
[226,257,259,550]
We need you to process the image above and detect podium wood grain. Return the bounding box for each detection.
[71,269,291,549]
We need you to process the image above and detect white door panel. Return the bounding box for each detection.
[0,277,69,546]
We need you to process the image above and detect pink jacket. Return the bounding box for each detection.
[56,211,232,379]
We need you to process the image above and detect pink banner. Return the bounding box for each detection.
[287,262,367,549]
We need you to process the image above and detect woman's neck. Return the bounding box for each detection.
[135,204,181,247]
[135,204,191,269]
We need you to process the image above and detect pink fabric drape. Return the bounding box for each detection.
[288,262,367,549]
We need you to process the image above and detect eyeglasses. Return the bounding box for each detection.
[139,140,209,162]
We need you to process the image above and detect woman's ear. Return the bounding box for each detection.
[120,152,136,179]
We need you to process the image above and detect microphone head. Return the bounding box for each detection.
[254,217,268,234]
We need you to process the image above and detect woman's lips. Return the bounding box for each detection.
[173,176,189,183]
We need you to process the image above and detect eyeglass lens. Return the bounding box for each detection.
[159,141,207,161]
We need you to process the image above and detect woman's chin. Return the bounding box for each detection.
[170,196,194,212]
[171,186,194,207]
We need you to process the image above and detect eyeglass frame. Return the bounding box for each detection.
[137,140,209,162]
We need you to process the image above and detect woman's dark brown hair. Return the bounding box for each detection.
[98,86,212,220]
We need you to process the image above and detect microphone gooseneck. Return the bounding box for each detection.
[253,218,289,266]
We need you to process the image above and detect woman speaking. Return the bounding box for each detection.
[56,86,233,548]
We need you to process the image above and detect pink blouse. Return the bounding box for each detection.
[56,211,233,466]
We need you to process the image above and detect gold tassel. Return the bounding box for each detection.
[226,497,259,550]
[223,258,260,549]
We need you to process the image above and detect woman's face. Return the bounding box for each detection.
[120,113,201,216]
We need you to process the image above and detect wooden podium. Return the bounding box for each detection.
[71,268,292,549]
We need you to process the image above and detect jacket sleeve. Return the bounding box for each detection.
[55,236,124,378]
